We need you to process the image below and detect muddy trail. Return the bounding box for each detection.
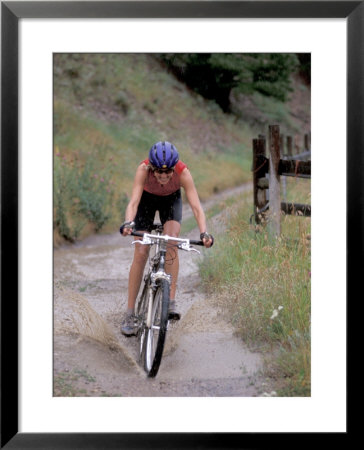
[54,183,267,397]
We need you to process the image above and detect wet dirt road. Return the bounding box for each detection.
[54,183,266,397]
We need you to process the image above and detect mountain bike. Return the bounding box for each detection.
[130,223,203,378]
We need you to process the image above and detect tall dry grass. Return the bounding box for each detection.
[200,181,311,396]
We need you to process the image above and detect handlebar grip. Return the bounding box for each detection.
[131,230,144,238]
[189,240,204,246]
[120,221,135,234]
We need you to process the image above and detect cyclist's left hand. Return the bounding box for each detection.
[120,221,135,236]
[200,232,214,248]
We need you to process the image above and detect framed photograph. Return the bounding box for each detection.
[2,1,359,448]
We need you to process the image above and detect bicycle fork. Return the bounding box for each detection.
[146,287,154,328]
[147,246,171,329]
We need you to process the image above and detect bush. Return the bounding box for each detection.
[54,155,115,241]
[157,53,300,112]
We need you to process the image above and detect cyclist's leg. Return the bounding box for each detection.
[159,190,182,302]
[127,237,150,310]
[127,192,155,311]
[163,219,181,300]
[122,239,150,336]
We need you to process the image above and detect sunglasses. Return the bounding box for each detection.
[153,168,174,175]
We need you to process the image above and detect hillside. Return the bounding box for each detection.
[53,53,310,243]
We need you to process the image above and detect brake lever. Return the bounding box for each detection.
[132,235,153,245]
[178,243,201,254]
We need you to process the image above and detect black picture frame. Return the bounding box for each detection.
[1,1,359,448]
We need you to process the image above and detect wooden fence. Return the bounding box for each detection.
[252,125,311,236]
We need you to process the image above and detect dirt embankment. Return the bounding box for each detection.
[54,183,272,397]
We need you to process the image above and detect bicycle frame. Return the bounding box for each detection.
[142,229,171,328]
[133,229,201,291]
[131,226,203,376]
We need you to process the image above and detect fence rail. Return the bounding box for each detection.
[254,155,311,178]
[252,125,311,236]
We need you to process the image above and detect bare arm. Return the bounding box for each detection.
[122,163,148,235]
[180,168,213,247]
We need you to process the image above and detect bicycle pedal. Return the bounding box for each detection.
[168,312,181,321]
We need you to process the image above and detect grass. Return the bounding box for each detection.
[199,183,311,396]
[54,368,124,397]
[54,368,96,397]
[53,53,306,245]
[280,177,311,240]
[181,194,245,235]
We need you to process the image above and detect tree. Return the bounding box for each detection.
[157,53,300,112]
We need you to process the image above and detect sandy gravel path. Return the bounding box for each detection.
[54,182,268,397]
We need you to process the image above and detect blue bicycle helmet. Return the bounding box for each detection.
[148,141,179,169]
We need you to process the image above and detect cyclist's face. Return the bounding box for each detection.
[153,169,174,184]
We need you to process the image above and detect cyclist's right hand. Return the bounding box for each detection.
[200,232,214,248]
[120,221,135,236]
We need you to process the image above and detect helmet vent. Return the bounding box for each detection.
[162,141,166,162]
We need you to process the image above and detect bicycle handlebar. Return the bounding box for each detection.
[188,239,204,246]
[130,230,144,238]
[131,230,204,246]
[120,223,204,247]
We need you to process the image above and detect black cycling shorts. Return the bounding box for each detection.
[134,189,182,231]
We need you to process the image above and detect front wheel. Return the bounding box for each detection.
[144,279,170,377]
[136,282,149,363]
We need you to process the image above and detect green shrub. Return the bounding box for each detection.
[54,155,115,241]
[158,53,299,112]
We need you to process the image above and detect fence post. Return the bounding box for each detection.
[268,125,281,237]
[304,133,311,151]
[287,136,293,157]
[280,134,285,156]
[281,136,287,203]
[252,137,267,224]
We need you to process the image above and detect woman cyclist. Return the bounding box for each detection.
[120,141,214,336]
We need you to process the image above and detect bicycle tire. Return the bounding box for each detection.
[144,279,170,378]
[136,282,149,363]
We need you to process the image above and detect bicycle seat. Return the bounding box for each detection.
[151,223,164,233]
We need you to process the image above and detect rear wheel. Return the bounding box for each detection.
[144,279,170,377]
